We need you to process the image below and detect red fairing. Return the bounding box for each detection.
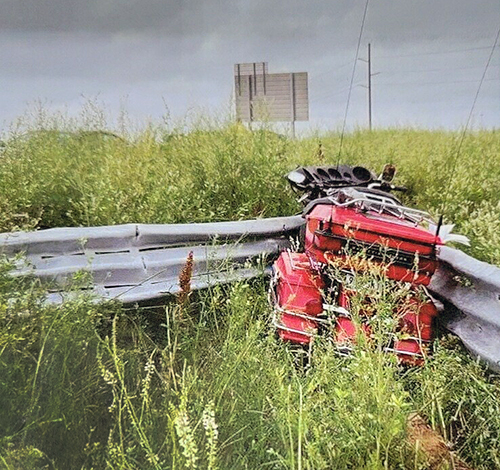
[392,293,438,365]
[305,204,442,285]
[273,252,324,344]
[308,205,440,250]
[336,282,438,364]
[397,295,438,341]
[393,340,425,366]
[334,317,372,349]
[272,186,442,365]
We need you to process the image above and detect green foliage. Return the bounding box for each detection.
[0,259,114,469]
[1,114,499,262]
[407,337,500,469]
[1,110,500,468]
[2,262,500,469]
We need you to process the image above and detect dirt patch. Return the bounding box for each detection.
[407,413,472,470]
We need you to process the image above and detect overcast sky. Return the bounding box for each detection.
[1,0,499,132]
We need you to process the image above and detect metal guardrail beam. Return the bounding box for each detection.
[430,246,500,373]
[0,216,304,304]
[1,217,499,372]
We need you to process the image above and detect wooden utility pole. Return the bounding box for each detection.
[367,43,372,131]
[359,44,378,130]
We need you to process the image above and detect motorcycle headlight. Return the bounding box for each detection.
[287,170,306,184]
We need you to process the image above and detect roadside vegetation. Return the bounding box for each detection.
[1,108,499,469]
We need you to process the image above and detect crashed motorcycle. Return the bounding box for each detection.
[270,164,444,364]
[1,162,498,370]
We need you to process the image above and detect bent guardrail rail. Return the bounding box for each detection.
[0,216,304,304]
[430,246,500,373]
[1,218,499,372]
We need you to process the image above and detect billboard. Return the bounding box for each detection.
[234,63,309,123]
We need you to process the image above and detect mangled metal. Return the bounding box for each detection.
[0,216,303,304]
[1,165,499,372]
[429,246,500,373]
[271,165,443,365]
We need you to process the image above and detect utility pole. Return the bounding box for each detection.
[359,44,379,130]
[367,43,372,131]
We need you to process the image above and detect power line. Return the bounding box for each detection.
[309,60,356,81]
[440,27,500,218]
[337,0,370,166]
[377,77,499,87]
[310,45,500,83]
[309,83,364,103]
[381,63,500,76]
[376,44,499,59]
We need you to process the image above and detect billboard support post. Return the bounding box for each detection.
[290,73,296,138]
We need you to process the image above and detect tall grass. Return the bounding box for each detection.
[2,260,499,469]
[1,110,499,263]
[1,108,500,469]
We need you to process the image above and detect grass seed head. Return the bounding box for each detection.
[178,251,194,305]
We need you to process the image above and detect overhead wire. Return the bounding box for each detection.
[309,59,357,81]
[377,77,499,87]
[336,0,370,167]
[380,63,500,76]
[311,44,499,112]
[310,83,364,103]
[439,26,500,219]
[376,44,499,59]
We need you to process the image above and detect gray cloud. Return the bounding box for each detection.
[2,1,498,44]
[0,0,498,130]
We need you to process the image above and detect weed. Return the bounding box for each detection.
[1,108,499,468]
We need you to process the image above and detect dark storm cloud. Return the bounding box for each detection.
[2,0,498,45]
[0,0,498,129]
[364,0,499,42]
[1,0,248,35]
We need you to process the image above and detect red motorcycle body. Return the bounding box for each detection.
[272,183,442,365]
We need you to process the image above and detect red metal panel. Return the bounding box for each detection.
[304,203,441,285]
[274,252,324,344]
[307,205,440,251]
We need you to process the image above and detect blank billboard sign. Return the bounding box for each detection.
[234,63,309,123]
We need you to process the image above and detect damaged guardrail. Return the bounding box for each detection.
[0,216,304,304]
[1,218,499,373]
[429,246,500,373]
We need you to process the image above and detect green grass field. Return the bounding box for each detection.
[1,111,500,469]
